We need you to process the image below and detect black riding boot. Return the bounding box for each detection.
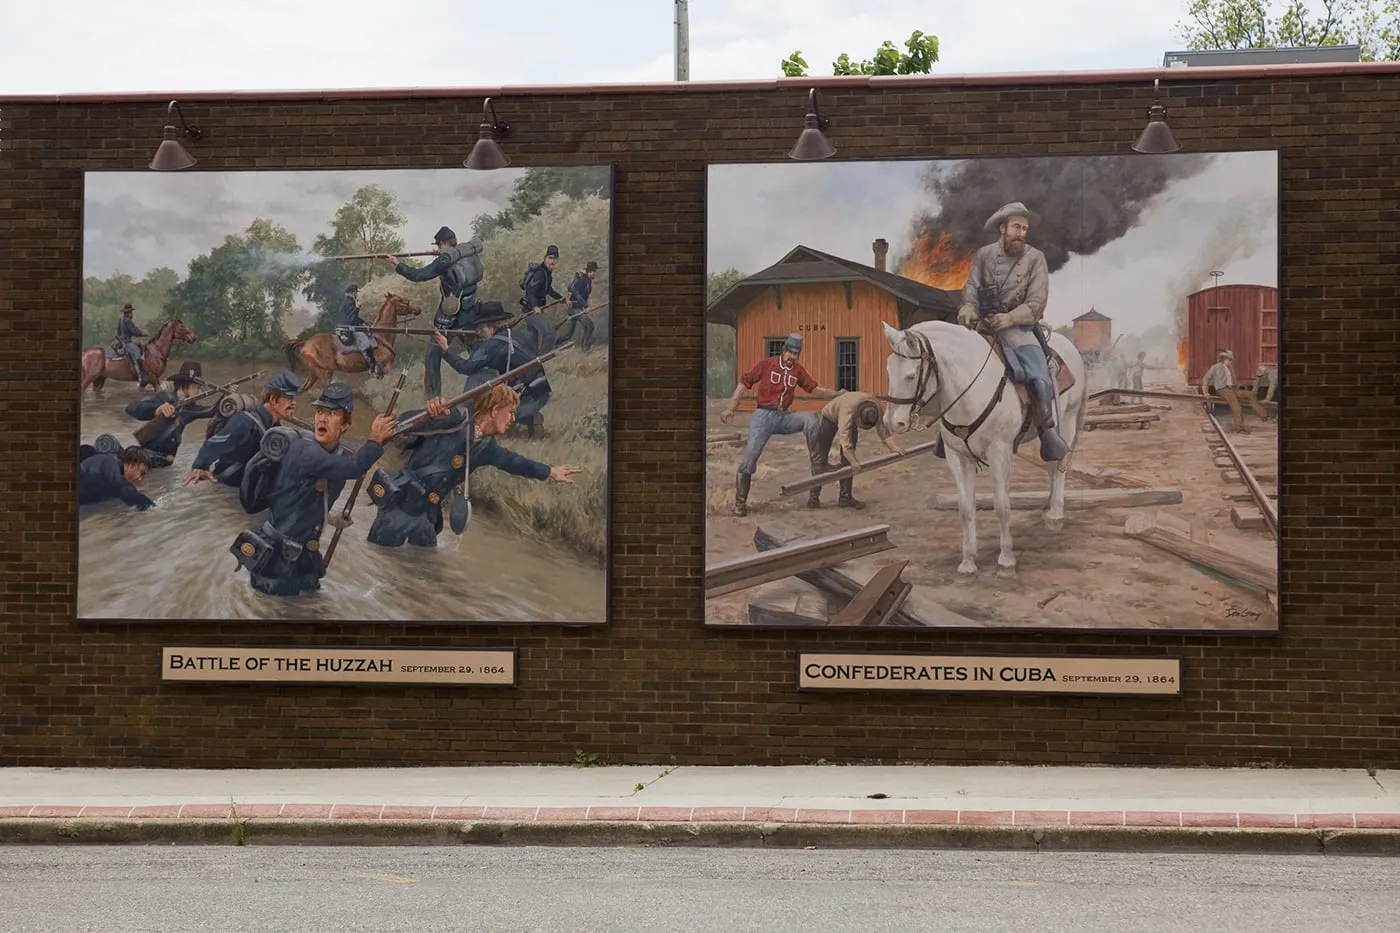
[1028,379,1070,461]
[838,476,865,509]
[733,471,751,517]
[932,434,946,459]
[807,449,830,508]
[362,350,379,376]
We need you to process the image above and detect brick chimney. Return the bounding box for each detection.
[872,238,889,271]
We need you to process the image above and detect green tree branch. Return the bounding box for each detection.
[781,31,939,76]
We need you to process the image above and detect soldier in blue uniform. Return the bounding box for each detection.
[115,303,149,388]
[558,260,598,352]
[123,360,217,469]
[365,383,582,548]
[78,446,155,511]
[430,301,553,438]
[183,369,302,488]
[519,244,564,353]
[379,226,485,396]
[229,382,396,597]
[333,284,382,376]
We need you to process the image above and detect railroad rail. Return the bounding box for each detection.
[703,524,895,598]
[1205,410,1278,538]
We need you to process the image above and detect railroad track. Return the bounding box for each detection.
[1197,402,1279,538]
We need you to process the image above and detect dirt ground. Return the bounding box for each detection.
[704,365,1279,632]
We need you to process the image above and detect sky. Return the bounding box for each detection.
[706,151,1279,337]
[0,1,1192,95]
[82,168,526,279]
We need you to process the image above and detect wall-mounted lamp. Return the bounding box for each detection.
[788,88,835,161]
[1131,79,1181,154]
[464,98,511,170]
[149,100,203,171]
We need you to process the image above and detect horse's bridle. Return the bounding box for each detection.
[884,329,995,430]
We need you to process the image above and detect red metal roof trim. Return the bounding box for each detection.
[2,61,1399,104]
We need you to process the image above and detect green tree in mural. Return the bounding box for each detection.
[471,166,613,240]
[81,267,182,348]
[781,30,940,77]
[1177,0,1400,60]
[305,185,408,328]
[705,266,748,397]
[166,218,307,357]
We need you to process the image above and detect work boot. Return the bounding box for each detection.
[733,471,751,517]
[1027,379,1070,462]
[838,478,865,509]
[527,413,545,439]
[807,488,821,508]
[806,449,831,508]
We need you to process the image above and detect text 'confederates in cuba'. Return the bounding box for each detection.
[798,654,1180,695]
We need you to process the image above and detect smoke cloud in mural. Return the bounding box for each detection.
[897,153,1218,288]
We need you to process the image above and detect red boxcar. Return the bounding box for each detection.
[1185,284,1279,387]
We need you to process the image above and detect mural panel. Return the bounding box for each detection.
[78,165,613,624]
[704,152,1280,632]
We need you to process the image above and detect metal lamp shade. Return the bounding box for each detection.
[464,128,510,170]
[1132,105,1180,154]
[789,117,835,161]
[150,130,197,171]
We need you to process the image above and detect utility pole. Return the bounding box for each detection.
[674,0,690,81]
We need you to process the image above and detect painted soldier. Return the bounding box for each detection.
[519,244,564,352]
[123,360,217,469]
[334,284,382,376]
[1250,363,1278,421]
[115,303,148,388]
[365,383,581,549]
[954,201,1068,462]
[719,333,843,517]
[806,392,904,510]
[78,445,154,511]
[1125,350,1147,403]
[432,301,552,438]
[558,260,598,352]
[379,226,485,396]
[183,369,301,488]
[229,383,395,597]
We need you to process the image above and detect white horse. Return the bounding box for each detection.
[881,320,1088,579]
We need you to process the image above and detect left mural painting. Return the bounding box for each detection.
[76,166,614,624]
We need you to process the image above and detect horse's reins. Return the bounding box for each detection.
[883,329,997,434]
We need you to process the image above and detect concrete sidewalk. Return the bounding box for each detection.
[2,765,1397,853]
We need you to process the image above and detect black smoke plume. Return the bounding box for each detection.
[900,153,1217,275]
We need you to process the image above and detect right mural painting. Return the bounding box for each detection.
[704,151,1280,633]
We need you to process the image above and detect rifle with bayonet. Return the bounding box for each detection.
[553,300,610,330]
[322,251,439,262]
[322,371,409,567]
[391,343,575,438]
[132,370,267,447]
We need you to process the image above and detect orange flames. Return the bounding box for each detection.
[1176,334,1188,373]
[898,231,972,290]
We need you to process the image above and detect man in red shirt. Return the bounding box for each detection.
[719,333,843,516]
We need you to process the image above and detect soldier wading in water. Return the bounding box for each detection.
[380,226,485,396]
[230,382,395,597]
[123,360,217,469]
[365,381,581,549]
[183,369,302,488]
[432,301,552,438]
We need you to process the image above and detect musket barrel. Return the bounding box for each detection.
[322,371,408,567]
[391,343,574,436]
[323,250,438,262]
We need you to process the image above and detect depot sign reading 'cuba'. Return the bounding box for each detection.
[798,653,1181,696]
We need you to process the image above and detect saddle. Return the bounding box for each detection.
[980,332,1076,409]
[333,327,357,347]
[105,339,141,360]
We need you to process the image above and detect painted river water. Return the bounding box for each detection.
[77,361,606,624]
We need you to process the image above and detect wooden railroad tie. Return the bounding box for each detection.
[1123,509,1277,594]
[704,524,895,599]
[931,487,1183,512]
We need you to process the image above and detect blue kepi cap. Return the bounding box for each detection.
[311,382,355,414]
[265,369,302,397]
[783,333,803,354]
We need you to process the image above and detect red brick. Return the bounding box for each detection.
[1296,813,1355,829]
[850,809,904,824]
[692,807,745,822]
[1181,812,1239,827]
[795,808,851,823]
[1013,810,1069,826]
[329,805,383,820]
[638,807,694,822]
[380,806,435,820]
[1354,813,1400,829]
[537,807,590,821]
[128,806,182,819]
[1239,812,1297,828]
[1124,811,1181,827]
[587,807,640,821]
[1070,811,1125,826]
[480,807,537,821]
[279,804,333,819]
[76,806,134,818]
[958,810,1014,826]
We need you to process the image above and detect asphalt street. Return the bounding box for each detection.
[0,846,1395,932]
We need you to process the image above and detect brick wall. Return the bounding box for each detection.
[1,74,1396,769]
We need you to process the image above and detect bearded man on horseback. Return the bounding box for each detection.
[953,201,1069,462]
[115,303,149,387]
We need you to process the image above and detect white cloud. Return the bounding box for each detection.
[1,0,1190,94]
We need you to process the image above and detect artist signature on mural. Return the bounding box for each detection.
[1224,606,1263,619]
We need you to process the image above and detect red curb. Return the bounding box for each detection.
[638,807,694,822]
[902,810,959,825]
[1014,810,1069,826]
[1070,810,1125,826]
[1,805,1399,830]
[958,810,1014,826]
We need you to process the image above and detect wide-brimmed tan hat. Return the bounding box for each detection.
[984,201,1040,232]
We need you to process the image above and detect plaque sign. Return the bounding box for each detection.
[161,646,516,686]
[798,653,1180,696]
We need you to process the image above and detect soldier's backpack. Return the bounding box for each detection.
[238,426,303,515]
[519,262,541,291]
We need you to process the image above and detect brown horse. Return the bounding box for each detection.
[80,318,199,393]
[284,292,422,395]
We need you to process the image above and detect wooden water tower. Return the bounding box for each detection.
[1071,307,1112,353]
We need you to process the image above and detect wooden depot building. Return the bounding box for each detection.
[706,239,960,411]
